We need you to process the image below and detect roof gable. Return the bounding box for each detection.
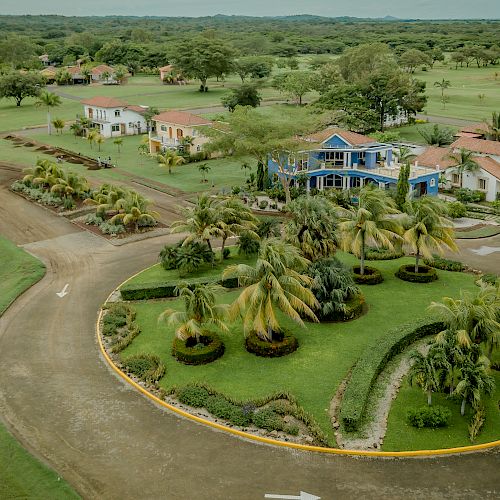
[305,127,378,147]
[81,96,128,108]
[451,137,500,156]
[152,111,212,127]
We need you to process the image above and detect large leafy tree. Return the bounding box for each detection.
[158,283,228,342]
[339,185,402,274]
[221,84,262,112]
[272,71,316,105]
[284,195,338,261]
[447,148,479,188]
[0,72,43,107]
[223,239,319,342]
[402,196,457,273]
[35,90,62,135]
[169,36,235,91]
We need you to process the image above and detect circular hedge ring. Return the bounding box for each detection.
[396,264,438,283]
[245,331,298,358]
[352,265,384,285]
[172,332,225,365]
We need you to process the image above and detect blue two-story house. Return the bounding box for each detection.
[268,127,439,197]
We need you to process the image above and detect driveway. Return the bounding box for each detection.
[0,194,498,500]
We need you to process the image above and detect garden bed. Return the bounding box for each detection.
[396,264,438,283]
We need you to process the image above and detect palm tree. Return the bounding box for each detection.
[339,184,402,275]
[69,122,84,141]
[454,356,495,416]
[113,138,123,154]
[418,124,454,146]
[447,148,479,188]
[157,149,185,174]
[403,196,458,273]
[434,79,451,109]
[284,195,339,261]
[484,111,500,141]
[222,239,319,342]
[198,163,211,183]
[52,118,65,135]
[110,205,159,232]
[138,136,150,156]
[408,349,445,405]
[158,283,228,342]
[23,159,65,189]
[430,282,500,354]
[50,170,89,200]
[170,194,223,252]
[87,129,98,150]
[35,90,62,135]
[101,70,111,83]
[81,66,92,85]
[94,133,105,152]
[215,197,258,261]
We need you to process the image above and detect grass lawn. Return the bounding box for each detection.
[0,236,78,498]
[383,371,500,451]
[392,122,459,145]
[119,252,479,447]
[414,62,500,122]
[455,226,500,239]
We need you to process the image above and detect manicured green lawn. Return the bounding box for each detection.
[0,236,45,315]
[393,122,459,145]
[0,237,78,499]
[120,252,478,447]
[383,371,500,451]
[455,226,500,239]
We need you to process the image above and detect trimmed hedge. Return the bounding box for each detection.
[172,332,225,365]
[245,331,298,358]
[424,256,465,272]
[396,264,438,283]
[340,319,444,432]
[365,248,404,261]
[323,293,365,322]
[352,265,384,285]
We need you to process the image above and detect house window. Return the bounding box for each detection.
[325,151,344,166]
[177,128,184,138]
[114,110,121,117]
[196,145,201,152]
[478,178,487,190]
[452,173,460,185]
[160,125,167,132]
[111,124,120,132]
[323,174,343,188]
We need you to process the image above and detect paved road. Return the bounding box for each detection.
[0,183,499,499]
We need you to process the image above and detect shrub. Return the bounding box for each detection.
[85,213,104,226]
[424,256,464,272]
[120,277,219,300]
[352,266,383,285]
[238,231,260,256]
[478,273,499,286]
[455,188,486,204]
[259,200,269,210]
[340,319,444,431]
[329,293,365,322]
[122,353,165,383]
[228,405,253,427]
[100,221,125,235]
[407,406,451,428]
[252,408,284,431]
[102,311,127,336]
[159,241,214,274]
[219,276,239,289]
[110,322,140,353]
[205,395,236,420]
[245,331,298,358]
[40,192,63,206]
[365,247,404,260]
[177,385,210,408]
[285,424,300,436]
[396,264,438,283]
[232,186,241,195]
[62,197,76,210]
[447,201,467,219]
[222,247,231,259]
[172,332,225,365]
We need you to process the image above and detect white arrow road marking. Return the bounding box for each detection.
[265,492,321,500]
[56,283,69,298]
[469,246,500,256]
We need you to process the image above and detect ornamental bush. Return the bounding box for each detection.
[172,332,225,365]
[424,256,464,272]
[340,319,444,432]
[396,264,438,283]
[122,353,165,383]
[365,247,404,260]
[252,408,285,431]
[352,266,384,285]
[120,277,219,300]
[447,201,467,219]
[177,385,210,407]
[407,406,451,428]
[245,331,298,358]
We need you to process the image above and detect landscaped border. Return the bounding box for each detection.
[96,266,500,457]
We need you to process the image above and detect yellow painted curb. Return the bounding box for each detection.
[96,265,500,458]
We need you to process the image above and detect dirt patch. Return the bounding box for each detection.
[22,142,35,147]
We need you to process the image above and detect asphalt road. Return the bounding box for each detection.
[0,178,499,499]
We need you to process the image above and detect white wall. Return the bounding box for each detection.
[444,168,499,202]
[83,105,147,138]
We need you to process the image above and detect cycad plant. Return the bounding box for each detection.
[403,196,457,272]
[222,239,319,342]
[339,184,402,274]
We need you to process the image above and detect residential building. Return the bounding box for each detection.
[40,66,57,84]
[267,127,439,197]
[91,64,117,84]
[414,146,500,202]
[67,66,86,85]
[38,54,54,67]
[159,65,187,84]
[450,136,500,162]
[81,97,148,138]
[149,111,211,155]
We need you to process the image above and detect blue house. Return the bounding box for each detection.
[268,127,439,197]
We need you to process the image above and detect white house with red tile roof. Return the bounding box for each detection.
[414,146,500,201]
[450,137,500,161]
[82,96,149,138]
[149,111,212,155]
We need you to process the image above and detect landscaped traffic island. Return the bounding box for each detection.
[99,248,500,451]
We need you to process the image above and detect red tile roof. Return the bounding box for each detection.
[91,64,115,75]
[413,146,456,170]
[81,96,128,108]
[125,105,148,115]
[476,156,500,180]
[455,132,482,138]
[67,66,83,76]
[152,111,212,126]
[451,137,500,156]
[305,127,376,146]
[460,122,489,134]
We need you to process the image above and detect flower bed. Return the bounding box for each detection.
[172,332,225,365]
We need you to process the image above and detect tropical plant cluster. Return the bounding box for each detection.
[407,405,452,429]
[122,353,165,384]
[102,303,141,354]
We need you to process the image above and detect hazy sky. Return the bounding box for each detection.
[1,0,498,19]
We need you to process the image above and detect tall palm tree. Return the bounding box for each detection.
[403,196,458,273]
[447,148,479,188]
[285,195,339,261]
[434,79,451,109]
[198,163,211,183]
[484,111,500,141]
[222,239,319,342]
[215,197,258,261]
[157,149,185,174]
[429,282,500,355]
[454,356,495,416]
[158,283,228,342]
[35,90,62,135]
[408,349,446,406]
[339,184,402,274]
[170,194,223,251]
